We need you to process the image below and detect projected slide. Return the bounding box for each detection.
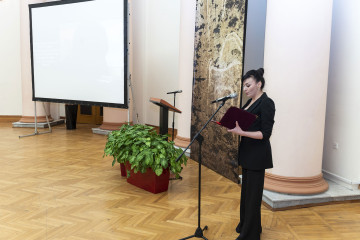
[29,0,128,108]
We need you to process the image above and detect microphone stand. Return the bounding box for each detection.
[176,100,226,240]
[170,92,178,141]
[168,91,183,181]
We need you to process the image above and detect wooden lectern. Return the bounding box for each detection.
[150,98,181,136]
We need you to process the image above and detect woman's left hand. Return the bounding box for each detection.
[227,121,245,136]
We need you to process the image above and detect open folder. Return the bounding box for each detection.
[213,107,257,130]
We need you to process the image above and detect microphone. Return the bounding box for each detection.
[211,93,238,104]
[167,90,182,94]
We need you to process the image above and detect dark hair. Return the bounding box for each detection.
[241,68,265,90]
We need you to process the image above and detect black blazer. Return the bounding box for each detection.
[239,93,275,170]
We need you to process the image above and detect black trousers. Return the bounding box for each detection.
[237,168,265,240]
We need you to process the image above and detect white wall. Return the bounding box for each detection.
[243,0,267,72]
[131,0,180,128]
[323,0,360,188]
[0,0,22,115]
[130,0,147,124]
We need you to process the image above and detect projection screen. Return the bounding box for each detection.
[29,0,128,108]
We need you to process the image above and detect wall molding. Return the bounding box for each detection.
[174,136,190,148]
[0,115,21,122]
[322,169,360,191]
[99,121,131,131]
[19,116,54,123]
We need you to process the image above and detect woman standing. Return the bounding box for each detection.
[228,68,275,240]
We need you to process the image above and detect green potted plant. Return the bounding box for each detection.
[103,124,187,193]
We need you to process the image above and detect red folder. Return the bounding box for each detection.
[214,107,257,130]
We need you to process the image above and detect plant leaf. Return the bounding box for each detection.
[155,167,163,176]
[160,158,168,168]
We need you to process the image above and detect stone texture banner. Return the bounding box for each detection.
[191,0,246,183]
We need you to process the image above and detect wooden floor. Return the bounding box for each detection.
[1,122,360,240]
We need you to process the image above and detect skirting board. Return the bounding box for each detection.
[322,170,360,191]
[0,116,21,122]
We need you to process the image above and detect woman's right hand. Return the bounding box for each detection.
[227,121,245,136]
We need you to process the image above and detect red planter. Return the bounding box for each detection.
[125,162,170,194]
[120,163,126,177]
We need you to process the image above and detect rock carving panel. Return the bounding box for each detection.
[191,0,246,183]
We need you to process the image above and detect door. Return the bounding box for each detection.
[77,105,103,125]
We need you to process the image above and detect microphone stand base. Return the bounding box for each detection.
[179,226,208,240]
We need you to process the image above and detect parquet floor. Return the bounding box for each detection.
[0,122,360,240]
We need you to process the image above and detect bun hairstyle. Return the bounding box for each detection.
[241,68,265,90]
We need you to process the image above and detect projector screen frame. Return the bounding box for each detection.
[29,0,129,109]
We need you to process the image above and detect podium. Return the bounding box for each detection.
[150,98,181,136]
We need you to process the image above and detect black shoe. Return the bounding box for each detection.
[236,224,262,235]
[235,234,243,240]
[235,222,241,234]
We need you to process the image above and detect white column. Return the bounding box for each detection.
[19,0,52,123]
[263,0,333,194]
[174,0,196,148]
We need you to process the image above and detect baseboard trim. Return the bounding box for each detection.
[174,135,190,148]
[322,169,360,190]
[145,123,178,137]
[19,116,54,123]
[99,121,132,131]
[0,115,21,122]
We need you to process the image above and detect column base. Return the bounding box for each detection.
[19,116,54,123]
[174,135,190,148]
[264,172,329,195]
[99,121,132,131]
